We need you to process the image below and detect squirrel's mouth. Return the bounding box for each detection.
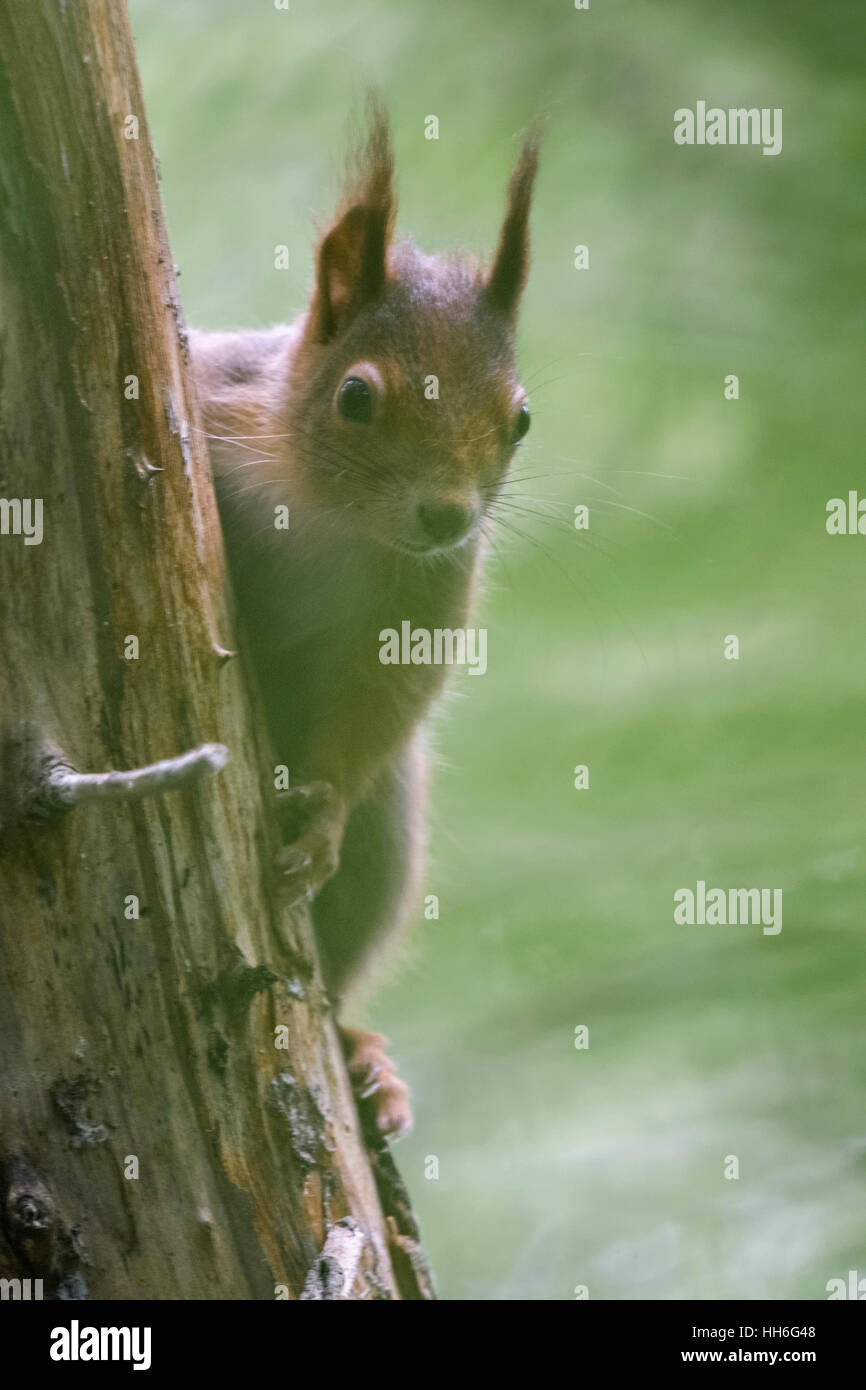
[392,539,435,556]
[389,533,476,560]
[388,541,439,560]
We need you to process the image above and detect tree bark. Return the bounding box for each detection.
[0,0,432,1301]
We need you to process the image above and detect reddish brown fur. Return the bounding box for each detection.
[191,105,539,1135]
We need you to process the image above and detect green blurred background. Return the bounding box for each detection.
[130,0,866,1299]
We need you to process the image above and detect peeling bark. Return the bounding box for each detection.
[0,0,432,1301]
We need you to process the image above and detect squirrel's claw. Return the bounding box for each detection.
[342,1028,413,1140]
[275,825,339,900]
[274,779,342,901]
[276,779,337,841]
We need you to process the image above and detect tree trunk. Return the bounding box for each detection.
[0,0,432,1301]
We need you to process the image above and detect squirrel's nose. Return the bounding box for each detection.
[417,501,473,547]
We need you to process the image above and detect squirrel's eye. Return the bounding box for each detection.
[513,402,531,444]
[338,376,373,424]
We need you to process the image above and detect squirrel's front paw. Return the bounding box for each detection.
[342,1028,413,1141]
[276,779,336,841]
[275,780,342,902]
[275,824,341,902]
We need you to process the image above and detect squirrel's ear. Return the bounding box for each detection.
[309,100,396,344]
[483,123,542,323]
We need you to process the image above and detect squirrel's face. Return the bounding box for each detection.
[289,255,531,556]
[286,104,539,557]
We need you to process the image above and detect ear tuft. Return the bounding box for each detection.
[309,95,397,344]
[483,120,542,323]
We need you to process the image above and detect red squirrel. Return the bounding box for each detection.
[191,102,539,1137]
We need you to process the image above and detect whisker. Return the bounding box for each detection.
[219,458,281,477]
[488,499,625,563]
[605,470,691,481]
[420,424,500,447]
[521,356,565,385]
[551,457,625,495]
[221,476,294,501]
[521,374,567,394]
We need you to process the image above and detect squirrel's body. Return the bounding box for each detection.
[191,106,538,1135]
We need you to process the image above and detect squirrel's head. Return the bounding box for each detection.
[286,101,540,557]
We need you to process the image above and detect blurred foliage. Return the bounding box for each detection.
[131,0,866,1299]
